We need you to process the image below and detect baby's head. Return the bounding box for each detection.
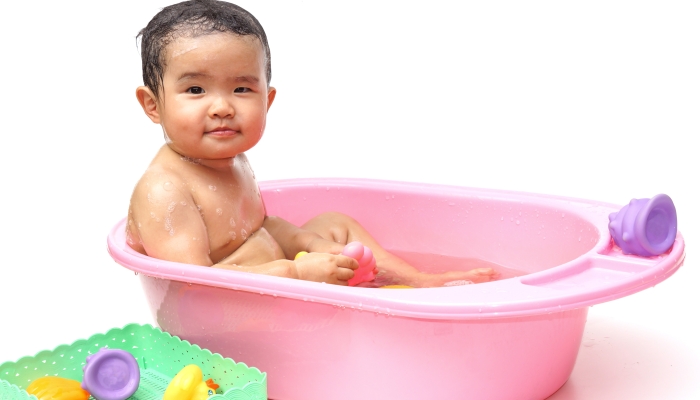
[138,0,271,100]
[136,0,276,163]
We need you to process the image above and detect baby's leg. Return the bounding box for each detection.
[301,212,498,288]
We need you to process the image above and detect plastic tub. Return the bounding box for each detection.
[107,178,685,400]
[0,323,267,400]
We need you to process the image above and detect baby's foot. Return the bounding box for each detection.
[420,268,500,288]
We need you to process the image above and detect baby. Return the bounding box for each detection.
[127,0,499,287]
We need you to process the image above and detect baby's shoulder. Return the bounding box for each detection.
[130,162,190,208]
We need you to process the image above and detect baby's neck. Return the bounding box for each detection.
[164,146,237,172]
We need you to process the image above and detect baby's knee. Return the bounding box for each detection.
[314,212,363,234]
[304,212,357,242]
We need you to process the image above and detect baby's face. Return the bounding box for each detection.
[155,32,275,163]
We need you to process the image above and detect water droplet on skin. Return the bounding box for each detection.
[163,181,173,191]
[229,218,236,227]
[180,200,187,206]
[229,231,237,240]
[516,220,520,225]
[147,193,154,203]
[165,217,174,236]
[150,212,156,219]
[216,208,223,216]
[241,229,248,240]
[209,185,217,191]
[167,202,176,212]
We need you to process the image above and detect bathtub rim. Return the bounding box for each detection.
[107,178,685,320]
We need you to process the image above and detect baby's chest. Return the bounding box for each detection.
[196,180,265,249]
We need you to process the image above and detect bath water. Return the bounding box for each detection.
[389,249,528,281]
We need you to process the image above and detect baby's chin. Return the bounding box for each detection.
[166,146,243,167]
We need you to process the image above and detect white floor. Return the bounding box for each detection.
[1,1,698,399]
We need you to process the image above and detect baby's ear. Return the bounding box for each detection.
[266,86,277,111]
[136,86,161,124]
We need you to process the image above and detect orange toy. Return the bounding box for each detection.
[26,376,90,400]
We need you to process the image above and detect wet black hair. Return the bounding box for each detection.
[137,0,271,99]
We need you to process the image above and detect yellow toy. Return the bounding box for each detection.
[25,376,90,400]
[294,251,308,260]
[163,364,219,400]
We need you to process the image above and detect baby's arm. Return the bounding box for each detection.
[129,174,357,285]
[129,173,214,267]
[215,226,358,284]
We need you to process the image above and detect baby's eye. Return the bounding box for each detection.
[234,87,251,93]
[187,86,204,94]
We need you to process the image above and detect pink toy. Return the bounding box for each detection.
[342,241,376,286]
[107,178,685,400]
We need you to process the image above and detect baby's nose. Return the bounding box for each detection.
[209,96,234,118]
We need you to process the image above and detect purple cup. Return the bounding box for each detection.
[81,348,140,400]
[608,194,677,256]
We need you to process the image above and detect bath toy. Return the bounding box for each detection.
[342,241,377,286]
[294,242,376,286]
[26,376,90,400]
[163,364,219,400]
[81,348,140,400]
[608,194,677,256]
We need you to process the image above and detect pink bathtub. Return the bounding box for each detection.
[107,178,685,400]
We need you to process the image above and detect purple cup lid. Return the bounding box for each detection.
[81,348,140,400]
[608,194,677,256]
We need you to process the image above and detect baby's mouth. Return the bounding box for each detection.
[205,127,239,137]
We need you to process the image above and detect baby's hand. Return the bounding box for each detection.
[304,237,346,255]
[294,252,358,285]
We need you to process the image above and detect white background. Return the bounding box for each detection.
[1,1,698,399]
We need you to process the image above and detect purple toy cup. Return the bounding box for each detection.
[608,194,677,256]
[81,348,140,400]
